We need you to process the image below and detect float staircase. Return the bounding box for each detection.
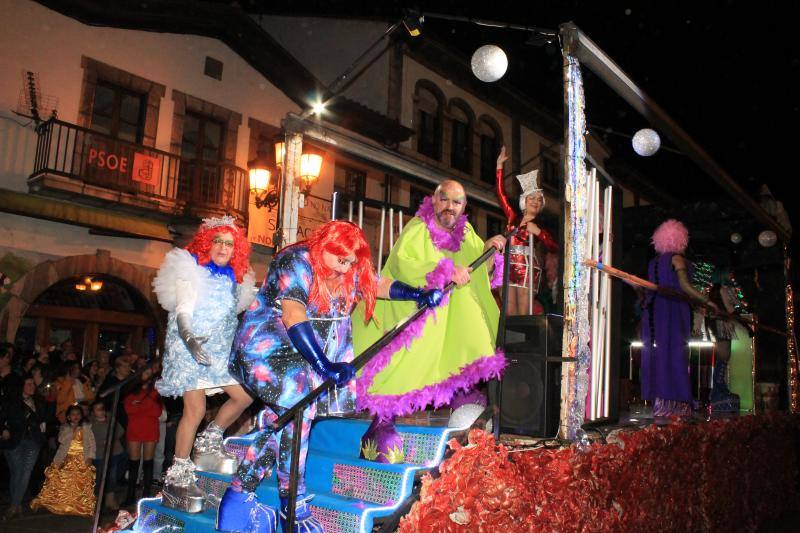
[134,418,456,532]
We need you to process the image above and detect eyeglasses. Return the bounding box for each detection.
[212,238,235,249]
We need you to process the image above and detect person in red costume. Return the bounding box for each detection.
[496,146,558,315]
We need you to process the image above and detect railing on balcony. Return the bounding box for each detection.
[31,119,248,219]
[178,159,249,220]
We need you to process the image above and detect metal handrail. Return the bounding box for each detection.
[278,233,511,529]
[91,356,162,533]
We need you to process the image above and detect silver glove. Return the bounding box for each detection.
[176,313,211,366]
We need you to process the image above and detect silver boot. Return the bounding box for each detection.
[161,458,205,513]
[192,423,239,475]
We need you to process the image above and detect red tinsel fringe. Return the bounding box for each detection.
[400,415,800,532]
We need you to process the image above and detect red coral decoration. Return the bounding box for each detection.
[400,415,800,532]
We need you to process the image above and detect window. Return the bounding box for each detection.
[486,214,504,239]
[478,117,502,185]
[179,113,224,203]
[334,163,366,198]
[409,186,430,213]
[480,134,498,184]
[90,82,145,143]
[416,86,441,160]
[181,113,223,162]
[540,152,559,191]
[451,114,471,173]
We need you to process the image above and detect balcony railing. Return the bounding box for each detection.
[31,119,248,220]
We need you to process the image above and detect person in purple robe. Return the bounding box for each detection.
[641,219,718,419]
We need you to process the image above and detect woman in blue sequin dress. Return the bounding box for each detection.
[152,216,256,512]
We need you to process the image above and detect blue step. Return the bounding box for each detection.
[135,418,458,533]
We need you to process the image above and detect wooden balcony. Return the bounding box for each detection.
[29,119,248,223]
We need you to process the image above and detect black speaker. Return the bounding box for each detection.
[500,314,563,438]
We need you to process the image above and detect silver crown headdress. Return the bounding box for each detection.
[202,214,238,230]
[516,169,544,211]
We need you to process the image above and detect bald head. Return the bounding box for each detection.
[434,180,465,198]
[431,180,467,231]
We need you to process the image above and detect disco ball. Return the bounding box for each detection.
[632,128,661,156]
[470,45,508,83]
[758,230,777,248]
[730,232,742,244]
[448,403,492,432]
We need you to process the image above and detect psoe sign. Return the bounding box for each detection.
[86,147,160,187]
[87,148,129,173]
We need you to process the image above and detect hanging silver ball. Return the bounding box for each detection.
[758,230,777,248]
[632,128,661,156]
[470,45,508,83]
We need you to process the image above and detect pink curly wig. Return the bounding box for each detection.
[651,219,689,254]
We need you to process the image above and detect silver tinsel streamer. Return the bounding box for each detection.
[561,52,592,441]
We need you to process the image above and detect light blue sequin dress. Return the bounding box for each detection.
[154,249,242,398]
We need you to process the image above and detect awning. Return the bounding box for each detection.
[0,188,173,242]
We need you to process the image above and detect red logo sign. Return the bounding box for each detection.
[132,153,160,187]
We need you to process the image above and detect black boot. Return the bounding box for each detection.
[142,459,154,498]
[124,459,140,506]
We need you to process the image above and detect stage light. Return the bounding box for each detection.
[630,341,644,348]
[311,101,326,115]
[632,128,661,156]
[730,232,742,244]
[471,44,508,82]
[688,340,715,348]
[758,230,777,248]
[402,9,423,37]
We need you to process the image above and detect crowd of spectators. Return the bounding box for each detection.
[0,340,190,520]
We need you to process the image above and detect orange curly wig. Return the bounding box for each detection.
[302,220,377,321]
[185,221,251,283]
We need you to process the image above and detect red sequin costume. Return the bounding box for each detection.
[496,168,558,289]
[509,225,558,288]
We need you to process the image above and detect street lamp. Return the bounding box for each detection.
[299,152,323,196]
[248,149,279,210]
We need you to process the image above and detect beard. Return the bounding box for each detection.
[435,208,459,230]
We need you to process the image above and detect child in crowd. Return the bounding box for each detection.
[89,400,125,508]
[122,365,162,505]
[31,404,96,516]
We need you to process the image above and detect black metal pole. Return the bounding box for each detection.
[285,411,304,531]
[90,387,120,533]
[491,235,514,440]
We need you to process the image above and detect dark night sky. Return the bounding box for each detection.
[246,1,800,232]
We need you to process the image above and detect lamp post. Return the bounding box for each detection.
[248,149,280,210]
[299,152,323,196]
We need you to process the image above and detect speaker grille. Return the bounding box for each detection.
[500,357,544,428]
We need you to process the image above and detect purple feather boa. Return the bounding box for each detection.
[490,252,504,289]
[356,257,507,419]
[416,196,467,252]
[357,349,507,420]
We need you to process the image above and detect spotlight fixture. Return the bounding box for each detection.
[402,9,423,37]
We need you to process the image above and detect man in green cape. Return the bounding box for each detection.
[352,180,507,463]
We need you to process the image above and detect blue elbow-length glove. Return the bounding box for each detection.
[389,280,444,309]
[287,321,355,386]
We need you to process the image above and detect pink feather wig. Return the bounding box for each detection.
[651,219,689,254]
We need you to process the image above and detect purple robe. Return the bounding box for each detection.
[640,253,692,403]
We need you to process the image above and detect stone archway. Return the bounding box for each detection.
[1,249,163,343]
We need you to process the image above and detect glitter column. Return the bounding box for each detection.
[559,45,592,440]
[784,244,799,412]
